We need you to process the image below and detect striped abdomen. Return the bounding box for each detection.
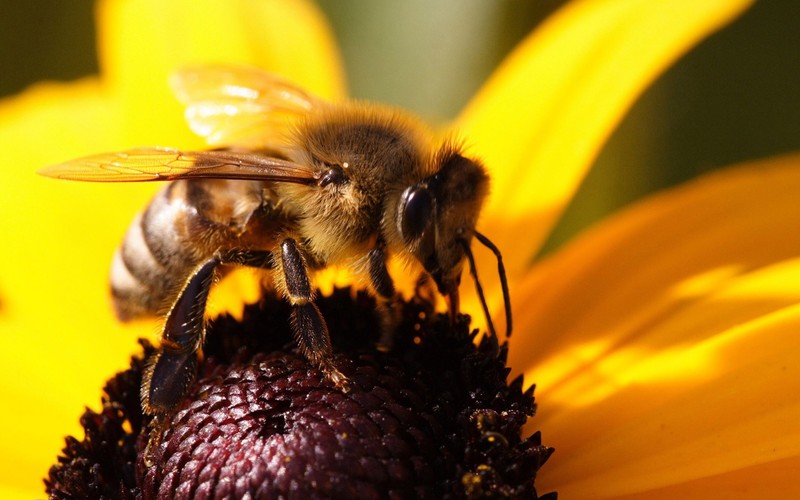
[110,178,269,321]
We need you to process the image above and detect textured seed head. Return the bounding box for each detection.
[46,288,554,499]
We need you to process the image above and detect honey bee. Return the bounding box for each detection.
[41,65,511,420]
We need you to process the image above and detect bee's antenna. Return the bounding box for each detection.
[473,231,512,338]
[460,238,498,341]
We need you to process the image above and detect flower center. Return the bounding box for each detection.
[46,288,554,498]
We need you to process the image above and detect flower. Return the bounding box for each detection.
[3,0,797,497]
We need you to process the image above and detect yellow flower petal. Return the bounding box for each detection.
[610,457,800,499]
[511,154,800,370]
[507,154,800,495]
[0,80,150,497]
[542,296,800,497]
[457,0,755,280]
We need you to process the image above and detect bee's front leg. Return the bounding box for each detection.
[280,238,349,391]
[367,239,399,350]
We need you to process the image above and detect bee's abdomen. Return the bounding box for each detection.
[110,183,199,321]
[109,179,269,321]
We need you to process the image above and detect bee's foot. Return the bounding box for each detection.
[322,362,351,393]
[143,415,168,468]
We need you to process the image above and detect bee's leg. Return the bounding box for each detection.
[367,240,399,350]
[142,257,218,416]
[143,250,274,418]
[280,238,349,391]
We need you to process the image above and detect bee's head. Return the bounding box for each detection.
[397,147,489,299]
[394,145,512,338]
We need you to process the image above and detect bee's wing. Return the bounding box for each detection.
[170,65,323,147]
[39,147,317,184]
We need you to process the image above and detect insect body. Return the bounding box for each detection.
[41,66,510,419]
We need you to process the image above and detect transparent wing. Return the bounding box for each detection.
[170,65,324,147]
[39,147,317,184]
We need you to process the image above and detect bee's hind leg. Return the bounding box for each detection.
[141,249,274,418]
[142,257,219,417]
[279,238,349,391]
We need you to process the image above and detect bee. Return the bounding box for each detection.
[41,65,511,421]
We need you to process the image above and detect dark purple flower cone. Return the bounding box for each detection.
[46,288,555,498]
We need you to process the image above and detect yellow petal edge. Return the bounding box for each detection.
[458,0,755,280]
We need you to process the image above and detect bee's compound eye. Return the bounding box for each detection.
[318,165,346,187]
[399,186,434,242]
